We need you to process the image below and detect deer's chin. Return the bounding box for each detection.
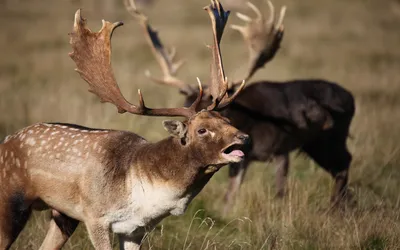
[221,143,245,163]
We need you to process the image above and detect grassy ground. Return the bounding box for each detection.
[1,0,400,249]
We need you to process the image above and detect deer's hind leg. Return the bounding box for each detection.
[302,129,353,207]
[274,153,290,198]
[0,192,32,250]
[39,210,79,250]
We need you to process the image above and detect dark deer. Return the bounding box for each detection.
[0,1,248,249]
[131,0,355,212]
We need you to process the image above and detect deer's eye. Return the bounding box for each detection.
[197,128,207,135]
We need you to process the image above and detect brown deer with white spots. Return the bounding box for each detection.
[0,1,248,249]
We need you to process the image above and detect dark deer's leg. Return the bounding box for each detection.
[331,169,349,205]
[119,233,145,250]
[275,153,289,198]
[330,149,352,206]
[303,136,352,208]
[223,158,250,214]
[39,210,79,250]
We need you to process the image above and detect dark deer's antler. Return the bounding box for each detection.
[122,0,244,111]
[124,0,194,95]
[69,9,202,118]
[205,0,246,111]
[231,0,286,87]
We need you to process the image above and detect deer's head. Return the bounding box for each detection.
[69,0,249,167]
[163,110,249,166]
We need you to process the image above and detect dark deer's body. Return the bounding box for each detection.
[224,80,355,205]
[233,80,354,198]
[185,79,354,208]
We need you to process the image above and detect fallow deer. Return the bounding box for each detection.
[0,1,248,249]
[130,0,355,212]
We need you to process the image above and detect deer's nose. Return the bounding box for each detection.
[236,133,250,143]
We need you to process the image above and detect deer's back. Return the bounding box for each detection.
[225,79,355,160]
[235,79,354,119]
[0,123,147,218]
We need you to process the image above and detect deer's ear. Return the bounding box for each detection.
[162,120,187,139]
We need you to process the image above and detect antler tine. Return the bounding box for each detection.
[236,12,252,23]
[248,1,262,20]
[217,80,246,110]
[230,0,286,87]
[204,0,229,111]
[124,0,193,95]
[204,0,246,111]
[69,9,200,118]
[191,78,204,110]
[275,5,286,30]
[124,0,148,23]
[266,0,275,24]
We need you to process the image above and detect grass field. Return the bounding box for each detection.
[1,0,400,249]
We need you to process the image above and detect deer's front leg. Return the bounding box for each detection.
[118,233,145,250]
[85,221,112,250]
[275,153,289,198]
[39,210,79,250]
[331,169,349,206]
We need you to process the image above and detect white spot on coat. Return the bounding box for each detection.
[26,137,36,146]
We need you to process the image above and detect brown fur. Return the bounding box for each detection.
[0,1,247,248]
[0,111,248,249]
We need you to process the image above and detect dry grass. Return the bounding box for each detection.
[1,0,400,249]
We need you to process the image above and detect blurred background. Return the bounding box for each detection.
[1,0,400,249]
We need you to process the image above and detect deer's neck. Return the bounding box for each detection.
[100,134,217,234]
[131,137,211,191]
[102,132,213,197]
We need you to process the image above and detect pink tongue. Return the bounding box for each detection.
[229,150,244,157]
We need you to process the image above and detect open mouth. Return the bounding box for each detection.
[221,142,245,162]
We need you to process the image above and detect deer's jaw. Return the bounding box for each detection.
[221,142,245,163]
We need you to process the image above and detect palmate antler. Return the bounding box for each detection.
[205,0,246,110]
[231,0,286,87]
[68,9,202,118]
